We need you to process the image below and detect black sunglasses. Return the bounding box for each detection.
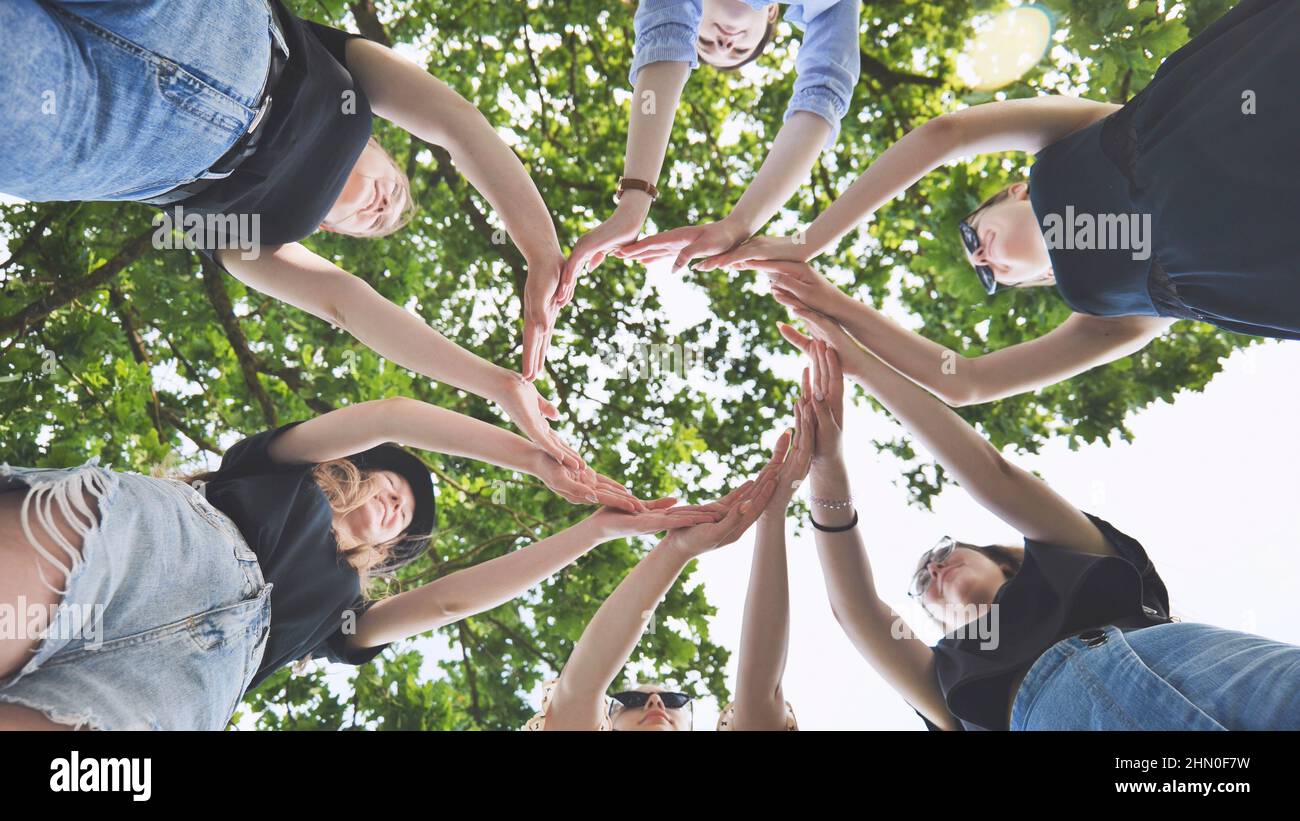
[609,691,693,712]
[957,217,998,295]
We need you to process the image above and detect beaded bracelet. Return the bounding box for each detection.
[810,495,853,510]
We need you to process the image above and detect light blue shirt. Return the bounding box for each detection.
[628,0,861,149]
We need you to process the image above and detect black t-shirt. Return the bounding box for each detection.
[171,1,374,270]
[203,421,390,689]
[912,514,1173,731]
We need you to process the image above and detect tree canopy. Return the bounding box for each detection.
[0,0,1250,728]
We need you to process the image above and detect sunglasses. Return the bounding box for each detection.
[908,536,957,599]
[957,216,998,295]
[608,690,693,715]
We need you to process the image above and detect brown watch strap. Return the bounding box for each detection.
[614,177,659,204]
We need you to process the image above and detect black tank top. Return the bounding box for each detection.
[914,514,1173,731]
[171,1,373,269]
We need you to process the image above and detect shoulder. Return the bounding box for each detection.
[716,700,799,731]
[521,679,613,731]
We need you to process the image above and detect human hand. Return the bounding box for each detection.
[612,219,748,273]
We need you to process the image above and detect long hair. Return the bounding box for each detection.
[176,457,430,600]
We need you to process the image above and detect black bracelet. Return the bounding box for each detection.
[811,509,858,533]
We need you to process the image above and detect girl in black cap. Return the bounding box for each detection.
[0,396,705,730]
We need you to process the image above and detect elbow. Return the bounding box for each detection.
[935,362,981,407]
[319,273,373,333]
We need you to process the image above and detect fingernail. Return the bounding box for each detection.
[815,391,824,401]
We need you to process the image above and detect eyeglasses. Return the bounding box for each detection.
[957,213,998,295]
[908,536,957,599]
[608,690,694,720]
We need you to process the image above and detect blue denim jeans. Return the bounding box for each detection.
[1011,623,1300,730]
[0,459,273,730]
[0,0,275,201]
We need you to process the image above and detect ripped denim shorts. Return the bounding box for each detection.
[0,458,272,730]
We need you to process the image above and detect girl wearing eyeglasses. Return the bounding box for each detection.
[701,0,1299,407]
[0,396,703,730]
[525,410,809,731]
[774,301,1300,730]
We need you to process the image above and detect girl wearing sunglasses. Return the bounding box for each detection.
[701,0,1299,407]
[525,410,810,731]
[775,300,1300,730]
[0,395,703,730]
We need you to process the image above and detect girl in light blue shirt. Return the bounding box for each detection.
[524,0,862,381]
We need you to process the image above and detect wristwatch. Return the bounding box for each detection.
[613,177,659,205]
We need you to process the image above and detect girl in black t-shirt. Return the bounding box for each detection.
[0,396,713,730]
[3,1,589,480]
[774,289,1300,731]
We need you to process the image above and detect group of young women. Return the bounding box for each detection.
[1,0,1297,730]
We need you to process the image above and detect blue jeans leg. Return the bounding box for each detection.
[1011,623,1300,730]
[0,0,273,202]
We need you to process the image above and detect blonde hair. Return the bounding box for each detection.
[177,456,429,601]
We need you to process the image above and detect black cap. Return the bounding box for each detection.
[344,443,436,563]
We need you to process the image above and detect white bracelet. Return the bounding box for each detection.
[811,495,853,510]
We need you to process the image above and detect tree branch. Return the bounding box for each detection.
[199,257,278,427]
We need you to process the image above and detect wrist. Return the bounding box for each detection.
[811,454,848,478]
[720,211,758,243]
[614,189,654,218]
[656,531,700,563]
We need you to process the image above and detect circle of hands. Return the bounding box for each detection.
[513,209,853,549]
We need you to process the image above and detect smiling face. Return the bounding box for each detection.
[609,684,693,732]
[696,0,778,68]
[914,545,1010,631]
[962,182,1055,288]
[336,469,415,547]
[320,139,411,237]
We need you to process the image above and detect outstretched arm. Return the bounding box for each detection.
[751,260,1174,406]
[217,243,592,474]
[730,391,814,730]
[792,339,958,730]
[780,305,1117,558]
[347,502,723,650]
[544,446,786,729]
[700,96,1121,268]
[264,395,639,510]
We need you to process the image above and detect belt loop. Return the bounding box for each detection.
[267,0,290,60]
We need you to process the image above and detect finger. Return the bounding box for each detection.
[814,340,829,402]
[777,322,813,353]
[558,258,586,307]
[672,239,705,274]
[616,231,680,257]
[537,392,561,421]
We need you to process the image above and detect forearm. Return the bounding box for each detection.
[803,116,951,256]
[554,539,689,704]
[437,106,561,261]
[827,294,976,406]
[385,397,544,475]
[809,457,891,641]
[727,113,830,237]
[624,61,690,187]
[334,275,513,401]
[837,339,1007,491]
[733,512,792,727]
[356,517,606,645]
